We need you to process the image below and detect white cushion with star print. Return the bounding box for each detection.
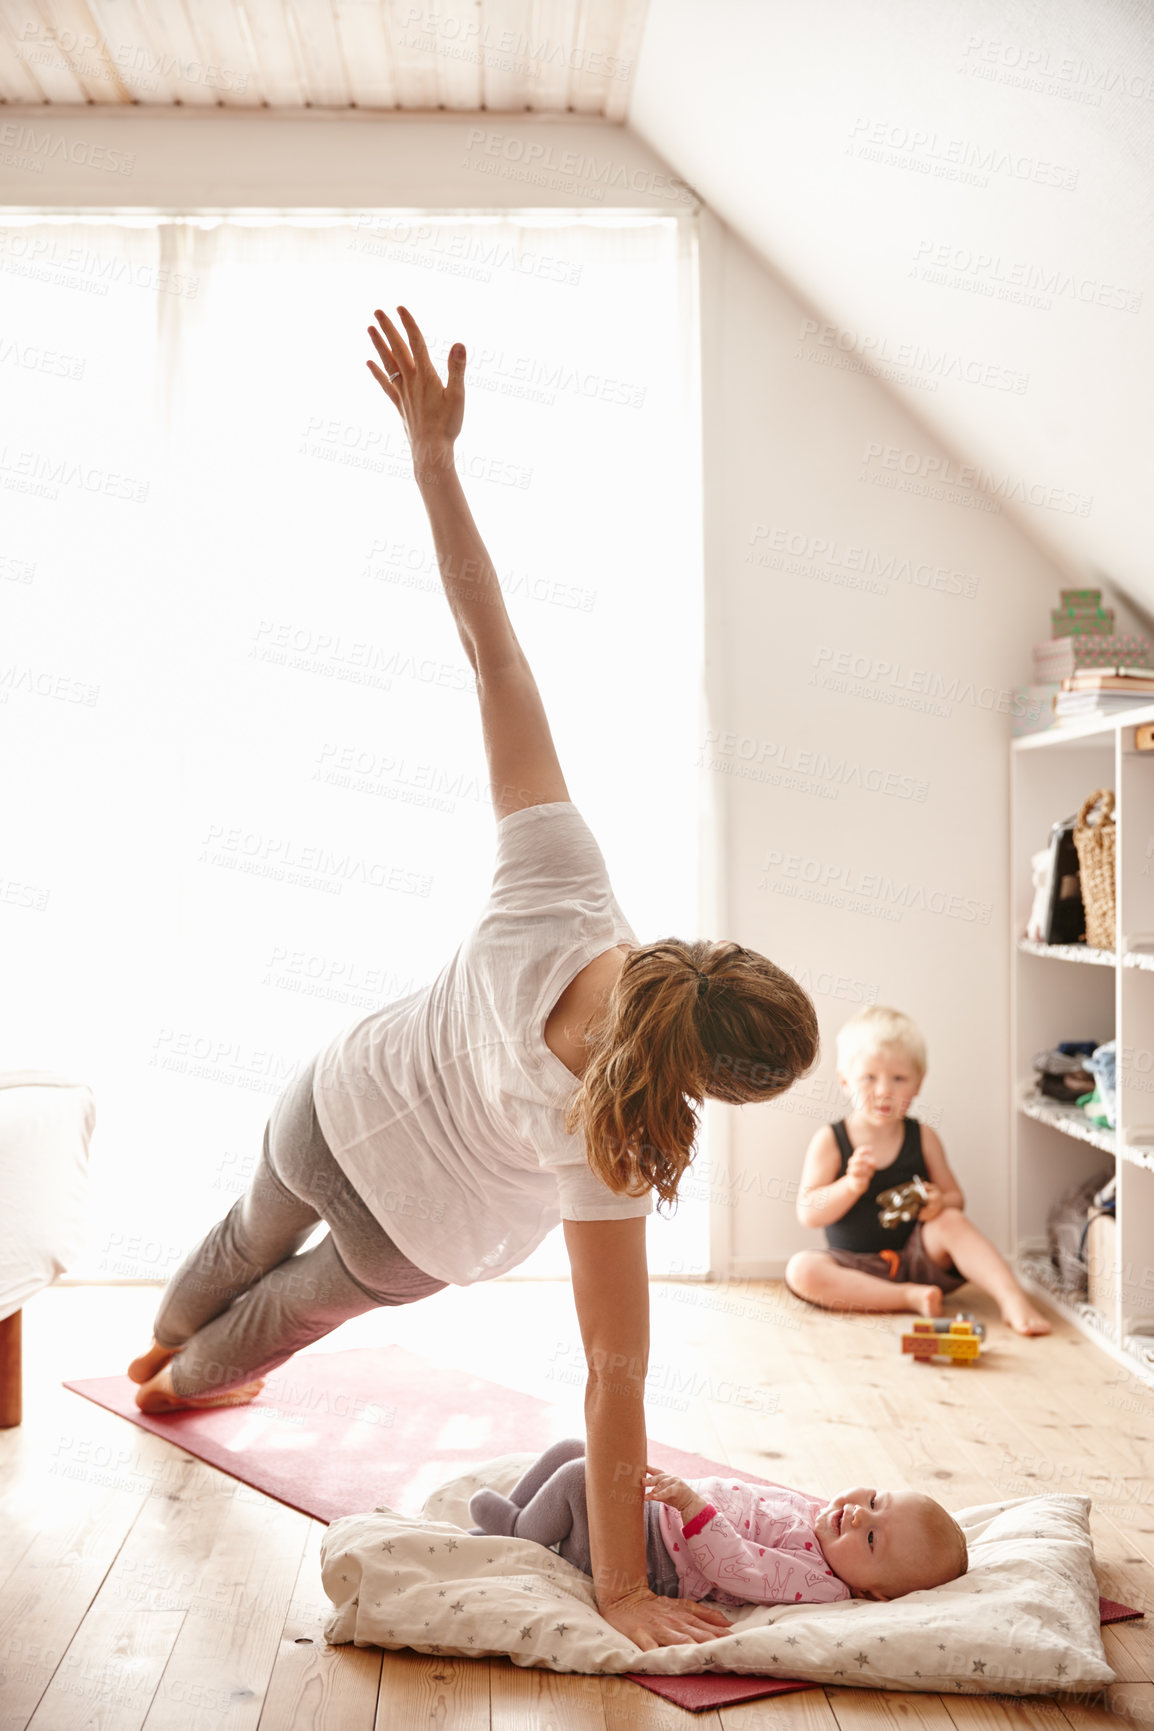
[319,1455,1113,1694]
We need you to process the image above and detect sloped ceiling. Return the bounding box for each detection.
[628,0,1154,610]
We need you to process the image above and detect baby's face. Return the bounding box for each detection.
[815,1484,960,1599]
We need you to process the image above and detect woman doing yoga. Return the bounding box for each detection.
[127,306,819,1650]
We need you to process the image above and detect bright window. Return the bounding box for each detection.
[0,210,705,1281]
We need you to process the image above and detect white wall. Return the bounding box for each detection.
[697,208,1143,1277]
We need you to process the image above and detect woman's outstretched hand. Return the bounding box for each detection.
[366,305,466,477]
[599,1584,731,1652]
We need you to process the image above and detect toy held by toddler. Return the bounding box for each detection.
[468,1438,968,1606]
[786,1006,1051,1335]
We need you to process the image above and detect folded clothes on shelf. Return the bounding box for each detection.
[1084,1042,1117,1129]
[1032,1042,1099,1103]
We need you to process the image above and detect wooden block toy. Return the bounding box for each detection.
[902,1313,986,1337]
[901,1315,984,1365]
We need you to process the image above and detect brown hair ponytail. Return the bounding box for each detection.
[564,938,819,1207]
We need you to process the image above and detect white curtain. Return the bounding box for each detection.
[0,210,705,1281]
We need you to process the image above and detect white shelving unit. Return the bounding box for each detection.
[1012,704,1154,1391]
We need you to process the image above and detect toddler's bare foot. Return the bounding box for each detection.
[127,1339,178,1384]
[134,1361,266,1413]
[1001,1296,1052,1336]
[906,1284,943,1318]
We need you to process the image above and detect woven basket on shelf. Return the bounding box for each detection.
[1074,789,1117,950]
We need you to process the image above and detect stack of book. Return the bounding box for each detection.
[1055,667,1154,723]
[1013,588,1154,737]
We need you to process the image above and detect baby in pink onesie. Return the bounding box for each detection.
[644,1466,968,1605]
[467,1438,968,1607]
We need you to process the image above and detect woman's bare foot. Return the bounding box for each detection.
[134,1360,266,1413]
[1001,1295,1052,1336]
[127,1339,179,1385]
[905,1283,944,1318]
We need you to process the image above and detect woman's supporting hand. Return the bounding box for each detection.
[599,1584,732,1652]
[366,305,466,479]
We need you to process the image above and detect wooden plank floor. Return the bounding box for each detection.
[1,1277,1151,1730]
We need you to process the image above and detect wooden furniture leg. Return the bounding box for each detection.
[0,1309,22,1428]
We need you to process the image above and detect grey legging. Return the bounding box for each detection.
[153,1057,447,1397]
[467,1439,682,1599]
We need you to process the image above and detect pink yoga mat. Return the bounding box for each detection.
[64,1347,783,1528]
[630,1673,814,1710]
[65,1346,567,1524]
[1100,1597,1145,1624]
[65,1349,1142,1713]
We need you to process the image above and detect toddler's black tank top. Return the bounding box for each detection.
[823,1117,927,1254]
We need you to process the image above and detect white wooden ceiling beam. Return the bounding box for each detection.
[82,0,184,105]
[237,0,308,106]
[109,0,227,106]
[576,0,648,121]
[424,0,486,112]
[606,0,647,121]
[524,0,581,111]
[333,0,399,110]
[284,0,351,108]
[191,0,265,106]
[382,0,441,109]
[476,0,533,112]
[1,1,89,101]
[31,0,131,101]
[0,10,56,100]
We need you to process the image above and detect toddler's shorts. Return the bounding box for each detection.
[821,1223,965,1293]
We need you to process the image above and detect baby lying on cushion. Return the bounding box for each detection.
[469,1439,968,1607]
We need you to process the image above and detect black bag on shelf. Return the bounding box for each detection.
[1042,816,1086,944]
[1045,1167,1113,1296]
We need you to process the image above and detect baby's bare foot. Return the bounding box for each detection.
[127,1339,178,1384]
[1002,1296,1052,1336]
[134,1361,266,1413]
[906,1284,943,1318]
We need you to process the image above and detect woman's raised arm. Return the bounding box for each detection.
[367,306,569,822]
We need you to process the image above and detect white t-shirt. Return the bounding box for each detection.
[311,801,655,1284]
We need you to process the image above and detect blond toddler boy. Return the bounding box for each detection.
[786,1006,1051,1335]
